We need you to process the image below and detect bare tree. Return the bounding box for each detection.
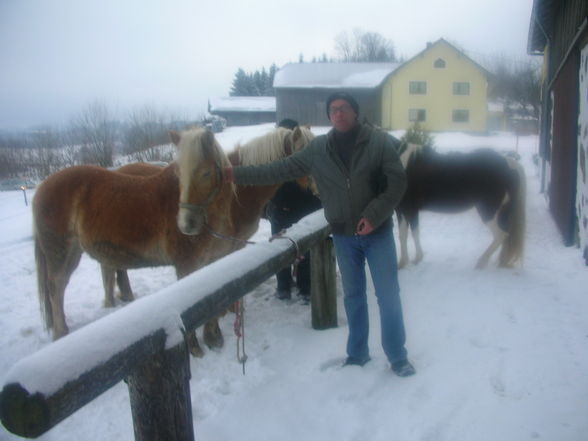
[73,100,115,167]
[485,54,541,118]
[123,105,171,155]
[28,126,63,179]
[335,29,397,62]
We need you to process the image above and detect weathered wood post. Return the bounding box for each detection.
[310,236,338,329]
[126,341,194,441]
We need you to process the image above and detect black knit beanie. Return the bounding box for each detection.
[326,92,360,118]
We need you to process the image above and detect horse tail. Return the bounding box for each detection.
[34,232,53,331]
[499,158,526,267]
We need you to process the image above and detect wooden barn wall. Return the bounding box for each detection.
[548,0,588,71]
[549,51,579,246]
[578,42,588,264]
[276,89,382,127]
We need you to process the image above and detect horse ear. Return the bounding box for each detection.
[204,129,215,148]
[202,129,218,161]
[169,130,181,146]
[292,126,302,143]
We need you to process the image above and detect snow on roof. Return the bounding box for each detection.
[210,96,276,113]
[273,62,400,89]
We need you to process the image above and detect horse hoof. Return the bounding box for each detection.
[118,294,135,303]
[204,332,224,350]
[185,331,205,358]
[189,344,205,358]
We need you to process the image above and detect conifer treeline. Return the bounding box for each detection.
[229,64,277,97]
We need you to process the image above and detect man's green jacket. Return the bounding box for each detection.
[233,124,407,236]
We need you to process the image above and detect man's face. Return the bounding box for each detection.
[329,99,357,133]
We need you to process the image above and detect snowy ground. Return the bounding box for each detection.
[1,125,587,441]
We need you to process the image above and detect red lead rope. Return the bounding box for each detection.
[234,300,247,375]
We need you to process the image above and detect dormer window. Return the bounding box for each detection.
[434,58,446,68]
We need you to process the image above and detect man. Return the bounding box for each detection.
[267,118,322,301]
[225,92,415,376]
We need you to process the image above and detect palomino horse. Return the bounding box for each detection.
[396,144,526,269]
[34,126,313,356]
[33,128,231,346]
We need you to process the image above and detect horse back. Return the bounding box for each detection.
[34,165,180,268]
[402,148,518,214]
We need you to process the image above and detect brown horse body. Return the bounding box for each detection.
[34,126,314,356]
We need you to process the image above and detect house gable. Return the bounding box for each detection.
[381,39,489,131]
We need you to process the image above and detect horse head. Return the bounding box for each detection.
[170,127,230,235]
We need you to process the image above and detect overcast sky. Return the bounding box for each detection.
[0,0,536,130]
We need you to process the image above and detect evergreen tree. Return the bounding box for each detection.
[229,65,277,97]
[230,68,250,96]
[400,123,435,148]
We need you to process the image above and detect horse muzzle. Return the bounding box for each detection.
[177,203,207,235]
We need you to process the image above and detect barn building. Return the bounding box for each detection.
[209,97,276,126]
[528,0,588,263]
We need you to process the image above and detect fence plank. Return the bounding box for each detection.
[0,212,332,438]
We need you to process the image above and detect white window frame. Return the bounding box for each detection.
[409,81,427,95]
[452,109,470,123]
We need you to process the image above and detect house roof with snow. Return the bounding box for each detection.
[273,62,401,89]
[209,96,276,113]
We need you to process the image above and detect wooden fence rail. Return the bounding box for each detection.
[0,211,336,440]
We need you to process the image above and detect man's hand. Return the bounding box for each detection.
[356,217,374,235]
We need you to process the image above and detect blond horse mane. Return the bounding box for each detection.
[237,126,314,166]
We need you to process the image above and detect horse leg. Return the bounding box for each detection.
[116,270,135,302]
[203,319,224,350]
[185,330,204,358]
[397,212,410,269]
[476,217,507,269]
[101,265,116,307]
[47,242,83,339]
[175,265,215,357]
[410,213,424,265]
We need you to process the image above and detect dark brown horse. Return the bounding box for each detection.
[397,144,526,269]
[34,126,314,356]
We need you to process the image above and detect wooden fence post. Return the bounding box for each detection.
[126,341,194,441]
[310,236,338,329]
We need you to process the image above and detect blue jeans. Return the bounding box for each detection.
[332,223,407,364]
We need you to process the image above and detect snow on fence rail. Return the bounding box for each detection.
[0,211,336,440]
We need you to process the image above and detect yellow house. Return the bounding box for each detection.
[381,39,490,132]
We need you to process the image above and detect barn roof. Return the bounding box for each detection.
[209,96,276,113]
[527,0,558,54]
[273,62,400,89]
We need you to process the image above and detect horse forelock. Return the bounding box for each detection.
[176,128,230,192]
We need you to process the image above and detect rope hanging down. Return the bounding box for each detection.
[230,230,303,375]
[234,299,247,375]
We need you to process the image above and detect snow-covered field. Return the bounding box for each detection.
[1,125,587,441]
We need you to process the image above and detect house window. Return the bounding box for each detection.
[452,109,470,122]
[434,58,446,68]
[409,81,427,95]
[409,109,426,122]
[453,82,470,95]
